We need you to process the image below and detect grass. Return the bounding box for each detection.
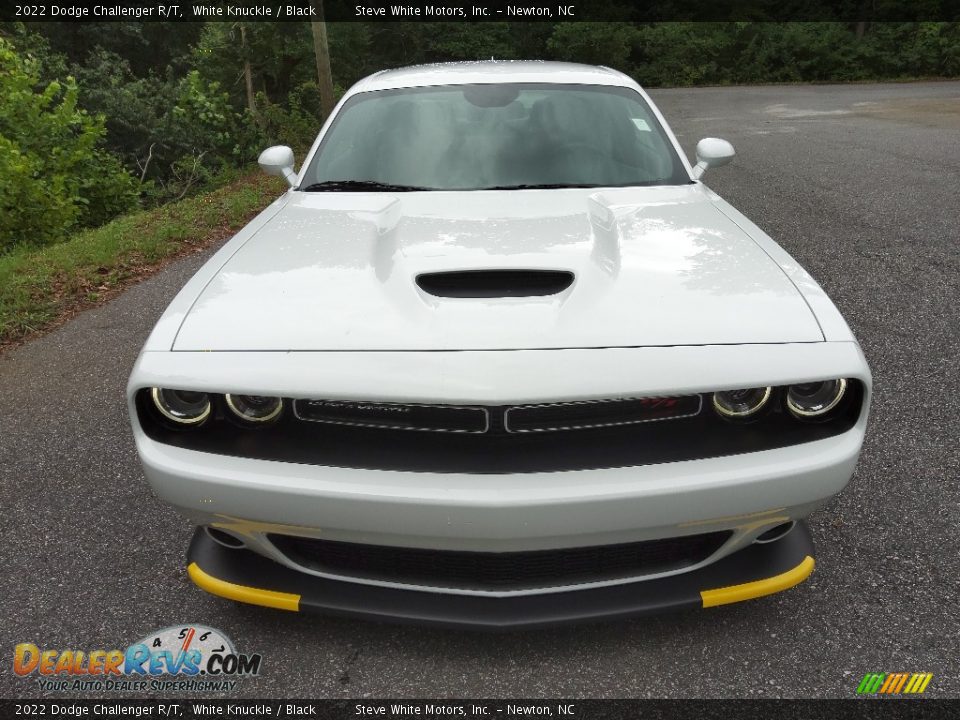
[0,171,283,350]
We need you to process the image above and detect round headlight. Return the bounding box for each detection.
[786,379,847,419]
[712,387,772,419]
[225,394,283,424]
[151,388,211,426]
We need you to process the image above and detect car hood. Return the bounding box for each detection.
[172,186,823,351]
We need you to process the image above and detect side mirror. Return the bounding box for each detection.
[692,138,735,180]
[258,145,298,187]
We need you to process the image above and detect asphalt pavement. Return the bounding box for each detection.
[1,81,958,699]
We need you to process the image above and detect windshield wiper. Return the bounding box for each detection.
[476,183,606,191]
[300,180,431,192]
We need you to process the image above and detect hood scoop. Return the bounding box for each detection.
[416,270,574,299]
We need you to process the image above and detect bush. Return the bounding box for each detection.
[0,136,76,250]
[547,22,638,70]
[0,37,137,252]
[141,70,260,202]
[68,51,263,205]
[253,82,324,155]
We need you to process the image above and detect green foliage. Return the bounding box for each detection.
[547,23,638,69]
[140,70,261,202]
[0,37,136,253]
[67,49,261,204]
[633,23,733,86]
[421,23,522,62]
[0,172,281,344]
[254,82,324,155]
[29,21,202,76]
[193,23,317,112]
[327,23,375,87]
[629,23,960,87]
[68,48,175,171]
[0,136,75,252]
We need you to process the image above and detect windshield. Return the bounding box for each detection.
[300,83,690,191]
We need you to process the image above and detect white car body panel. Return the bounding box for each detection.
[140,193,292,352]
[707,191,855,342]
[135,429,862,597]
[171,185,823,351]
[131,342,868,406]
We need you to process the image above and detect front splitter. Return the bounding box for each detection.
[186,523,814,630]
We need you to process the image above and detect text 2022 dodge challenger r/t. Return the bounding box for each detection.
[127,61,871,628]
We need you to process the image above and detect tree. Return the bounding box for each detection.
[547,22,638,69]
[310,1,337,119]
[0,37,136,252]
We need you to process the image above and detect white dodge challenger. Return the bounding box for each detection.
[127,61,871,628]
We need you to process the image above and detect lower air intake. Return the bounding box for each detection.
[268,531,732,591]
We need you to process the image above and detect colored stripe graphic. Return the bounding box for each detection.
[903,673,933,694]
[857,673,886,694]
[880,673,907,694]
[857,672,932,695]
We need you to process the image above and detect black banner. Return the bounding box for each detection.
[1,699,958,720]
[3,0,960,23]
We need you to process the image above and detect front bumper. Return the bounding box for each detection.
[137,428,862,556]
[187,523,815,629]
[132,342,868,618]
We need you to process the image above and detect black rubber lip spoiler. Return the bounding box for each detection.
[187,523,815,630]
[416,269,574,298]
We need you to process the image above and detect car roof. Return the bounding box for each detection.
[350,61,639,93]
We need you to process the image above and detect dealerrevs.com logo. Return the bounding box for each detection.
[13,625,261,693]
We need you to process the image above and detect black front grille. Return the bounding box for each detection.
[293,395,697,435]
[505,395,702,433]
[268,531,732,591]
[294,399,488,433]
